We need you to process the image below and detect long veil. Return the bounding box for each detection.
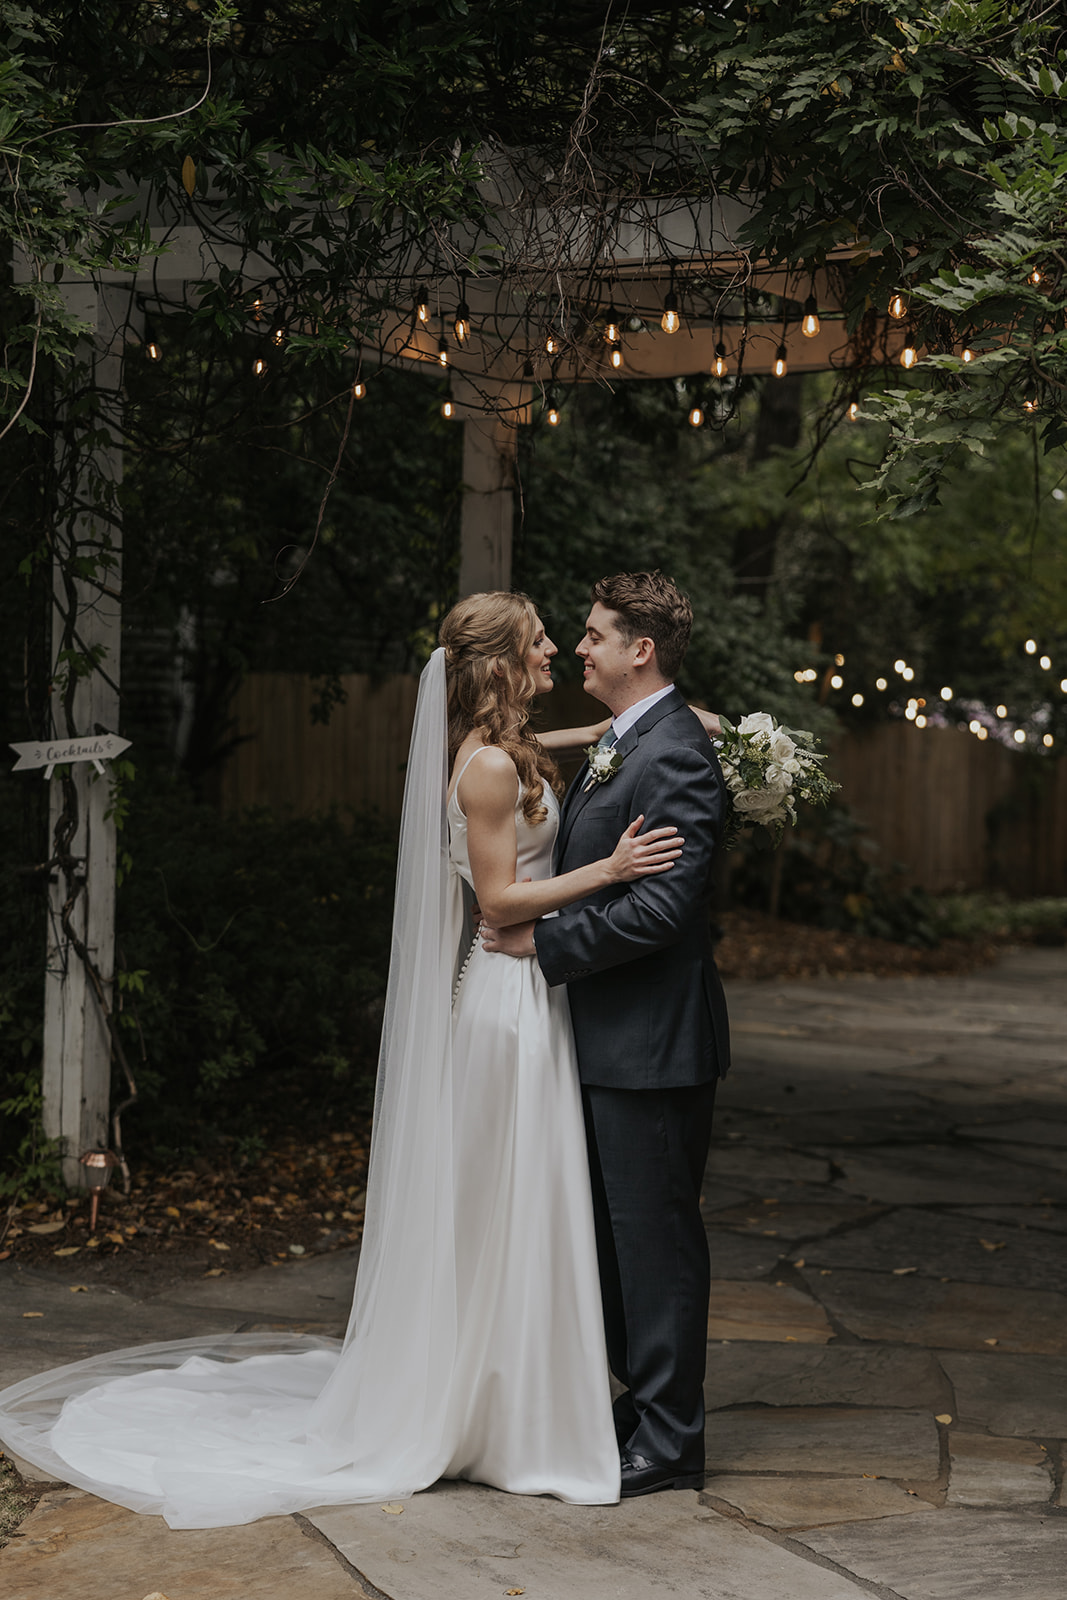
[0,648,466,1527]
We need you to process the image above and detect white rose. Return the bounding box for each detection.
[769,729,797,763]
[737,711,774,740]
[782,757,801,775]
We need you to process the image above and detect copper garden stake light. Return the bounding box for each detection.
[79,1149,120,1232]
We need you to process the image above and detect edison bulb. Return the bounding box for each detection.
[801,297,820,338]
[416,294,429,324]
[688,406,703,427]
[961,347,974,363]
[545,333,559,355]
[252,357,267,376]
[888,293,907,320]
[352,381,367,399]
[453,305,470,344]
[661,292,680,334]
[441,399,454,419]
[146,340,162,362]
[610,342,623,370]
[773,344,788,378]
[547,407,560,426]
[604,306,621,344]
[900,343,918,369]
[437,339,449,367]
[848,400,859,422]
[713,342,728,379]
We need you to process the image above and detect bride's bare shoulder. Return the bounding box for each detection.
[451,739,518,810]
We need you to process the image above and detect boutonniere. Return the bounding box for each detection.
[582,743,624,791]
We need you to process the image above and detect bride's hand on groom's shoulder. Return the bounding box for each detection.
[689,705,722,739]
[481,920,537,958]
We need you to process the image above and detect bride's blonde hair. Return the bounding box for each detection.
[440,591,562,825]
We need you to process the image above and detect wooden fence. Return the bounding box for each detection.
[219,674,1067,897]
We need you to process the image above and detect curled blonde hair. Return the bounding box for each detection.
[440,591,562,825]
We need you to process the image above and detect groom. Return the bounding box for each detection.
[483,570,730,1497]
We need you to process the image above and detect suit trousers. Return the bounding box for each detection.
[582,1079,716,1472]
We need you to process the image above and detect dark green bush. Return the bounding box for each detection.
[0,774,398,1189]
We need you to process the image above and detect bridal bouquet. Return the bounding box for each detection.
[717,712,839,849]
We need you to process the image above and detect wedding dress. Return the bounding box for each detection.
[0,651,620,1527]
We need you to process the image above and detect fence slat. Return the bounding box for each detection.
[219,678,1067,895]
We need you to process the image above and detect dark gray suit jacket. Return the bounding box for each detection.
[534,688,731,1090]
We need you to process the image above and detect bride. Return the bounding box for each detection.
[0,591,685,1527]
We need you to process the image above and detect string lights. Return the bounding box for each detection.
[773,342,788,379]
[604,301,621,344]
[888,292,908,320]
[899,339,918,369]
[661,272,681,335]
[453,276,471,345]
[352,380,367,399]
[688,405,703,427]
[437,337,449,367]
[610,341,623,370]
[801,294,820,338]
[713,340,729,379]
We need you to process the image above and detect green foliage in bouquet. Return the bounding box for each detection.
[717,713,840,850]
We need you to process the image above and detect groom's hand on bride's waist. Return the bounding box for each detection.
[481,920,537,958]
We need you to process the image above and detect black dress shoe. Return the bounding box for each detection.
[619,1449,705,1498]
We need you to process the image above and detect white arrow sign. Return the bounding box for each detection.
[10,733,132,779]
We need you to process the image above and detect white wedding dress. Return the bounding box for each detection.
[0,717,619,1526]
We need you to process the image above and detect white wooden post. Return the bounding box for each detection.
[42,285,129,1187]
[454,377,526,596]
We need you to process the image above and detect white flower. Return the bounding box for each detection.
[782,757,801,775]
[737,711,775,740]
[769,729,797,763]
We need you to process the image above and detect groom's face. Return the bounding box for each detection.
[577,601,642,711]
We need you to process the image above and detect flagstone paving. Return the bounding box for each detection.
[2,945,1065,1599]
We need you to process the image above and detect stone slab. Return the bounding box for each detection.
[0,1487,364,1600]
[704,1474,930,1529]
[946,1432,1054,1506]
[969,1139,1067,1173]
[710,1200,886,1241]
[953,1201,1067,1234]
[823,1145,1067,1205]
[706,1343,950,1413]
[155,1248,360,1317]
[937,1350,1067,1437]
[802,1268,1067,1355]
[708,1280,833,1343]
[706,1407,939,1480]
[797,1206,1067,1293]
[309,1478,876,1600]
[705,1230,788,1280]
[710,1146,832,1187]
[957,1118,1067,1149]
[796,1507,1067,1600]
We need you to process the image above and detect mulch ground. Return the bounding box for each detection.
[0,911,1007,1294]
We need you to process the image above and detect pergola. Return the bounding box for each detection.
[17,182,911,1184]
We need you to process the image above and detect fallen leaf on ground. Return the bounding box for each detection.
[209,1239,230,1251]
[289,1243,306,1256]
[164,1207,181,1218]
[935,1413,953,1424]
[140,1592,172,1599]
[27,1220,65,1235]
[0,1250,10,1261]
[70,1285,88,1293]
[105,1232,126,1246]
[381,1503,404,1515]
[892,1266,917,1275]
[984,1337,999,1346]
[505,1590,526,1596]
[54,1246,80,1257]
[793,1258,806,1268]
[979,1238,1005,1252]
[22,1311,43,1318]
[203,1268,226,1278]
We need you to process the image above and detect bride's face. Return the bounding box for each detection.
[525,615,558,695]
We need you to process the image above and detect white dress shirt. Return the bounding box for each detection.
[609,683,675,744]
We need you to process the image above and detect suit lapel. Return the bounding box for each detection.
[556,688,688,858]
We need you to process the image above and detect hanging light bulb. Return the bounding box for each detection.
[801,296,820,338]
[688,406,703,427]
[547,405,560,426]
[271,325,285,347]
[848,400,860,422]
[145,339,162,362]
[352,380,367,399]
[453,299,470,345]
[900,341,918,369]
[604,304,621,344]
[773,343,788,378]
[416,290,429,324]
[437,337,449,367]
[545,332,559,355]
[441,399,454,419]
[1023,396,1039,413]
[1029,267,1043,287]
[252,297,263,322]
[661,290,681,335]
[610,341,623,370]
[888,292,908,320]
[252,357,267,377]
[713,341,729,379]
[961,347,974,363]
[1025,638,1037,653]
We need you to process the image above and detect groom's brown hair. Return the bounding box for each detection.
[591,570,693,680]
